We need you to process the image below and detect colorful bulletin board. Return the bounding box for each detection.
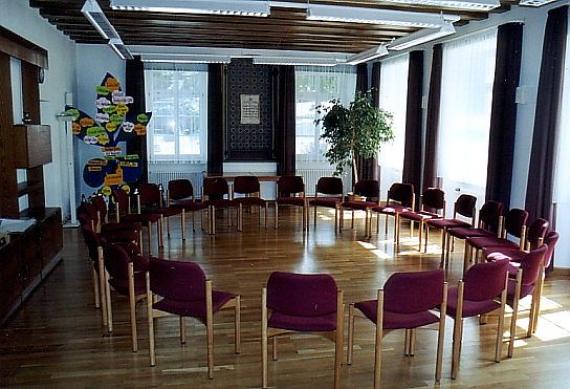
[64,73,152,196]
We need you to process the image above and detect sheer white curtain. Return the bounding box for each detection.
[552,18,570,268]
[295,66,357,168]
[437,29,498,216]
[378,55,409,198]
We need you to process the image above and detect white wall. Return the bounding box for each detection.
[0,0,77,219]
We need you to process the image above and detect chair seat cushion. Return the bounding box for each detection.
[446,287,500,318]
[371,204,410,215]
[234,197,267,206]
[342,201,377,211]
[447,227,496,240]
[399,210,441,222]
[484,247,525,263]
[109,271,147,296]
[171,199,206,211]
[427,218,471,229]
[355,300,439,329]
[310,197,342,208]
[277,197,306,207]
[467,236,520,250]
[122,213,161,224]
[268,311,337,332]
[153,291,235,323]
[205,199,238,208]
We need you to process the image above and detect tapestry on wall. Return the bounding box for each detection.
[63,73,152,197]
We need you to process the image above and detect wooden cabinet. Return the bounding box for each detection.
[11,124,52,168]
[0,237,23,321]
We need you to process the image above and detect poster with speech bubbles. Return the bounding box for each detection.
[64,73,152,197]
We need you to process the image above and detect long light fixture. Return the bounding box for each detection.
[252,57,340,66]
[141,54,231,63]
[380,0,501,11]
[347,46,389,65]
[388,21,456,51]
[306,4,460,28]
[519,0,559,6]
[110,0,270,17]
[81,0,120,40]
[109,39,135,60]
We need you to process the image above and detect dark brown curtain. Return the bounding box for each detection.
[355,63,379,182]
[485,23,524,210]
[208,64,224,175]
[525,6,568,222]
[402,51,424,200]
[125,56,147,183]
[422,44,443,189]
[276,66,296,176]
[371,62,381,107]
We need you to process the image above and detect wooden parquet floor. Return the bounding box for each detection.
[1,208,570,388]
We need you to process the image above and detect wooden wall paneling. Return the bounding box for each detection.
[0,26,48,69]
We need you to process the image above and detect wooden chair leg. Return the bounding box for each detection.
[166,215,171,239]
[495,288,507,362]
[235,296,241,354]
[274,203,279,229]
[418,221,423,252]
[424,224,430,253]
[404,329,410,356]
[92,267,101,309]
[451,281,464,380]
[147,222,152,255]
[158,217,164,248]
[128,263,138,353]
[531,272,545,335]
[374,290,384,389]
[347,303,355,365]
[272,337,278,361]
[334,206,339,233]
[409,329,416,356]
[181,209,186,241]
[435,282,447,383]
[146,273,156,367]
[180,316,186,344]
[238,204,243,232]
[192,209,196,233]
[264,203,268,229]
[351,210,355,229]
[509,271,522,358]
[97,256,108,329]
[261,288,268,389]
[334,291,344,389]
[105,270,113,334]
[206,280,214,379]
[314,205,317,226]
[440,230,447,267]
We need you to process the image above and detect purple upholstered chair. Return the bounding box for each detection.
[275,175,308,230]
[348,270,447,388]
[147,258,240,378]
[443,260,509,379]
[233,176,269,230]
[483,218,550,262]
[506,245,547,358]
[398,188,445,252]
[370,182,415,244]
[103,242,150,352]
[426,194,477,267]
[261,272,344,389]
[340,179,380,236]
[168,179,206,237]
[309,177,344,231]
[203,177,242,235]
[138,183,182,242]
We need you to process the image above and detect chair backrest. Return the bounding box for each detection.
[543,231,559,268]
[91,195,107,221]
[504,208,529,238]
[384,270,445,314]
[266,272,337,317]
[479,200,503,233]
[422,188,445,213]
[139,183,161,207]
[316,177,343,196]
[149,257,206,301]
[463,260,508,302]
[112,188,130,215]
[354,180,380,199]
[277,176,305,196]
[203,177,229,199]
[519,245,548,286]
[526,218,549,249]
[387,183,414,208]
[168,179,194,200]
[103,243,132,281]
[81,226,101,262]
[455,194,477,219]
[234,176,260,195]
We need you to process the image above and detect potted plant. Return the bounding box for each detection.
[315,91,394,185]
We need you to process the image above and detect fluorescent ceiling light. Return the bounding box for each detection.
[347,46,389,65]
[110,0,270,17]
[141,54,231,63]
[380,0,500,11]
[306,4,460,28]
[252,57,340,66]
[388,21,456,51]
[81,0,121,40]
[519,0,559,6]
[109,38,134,60]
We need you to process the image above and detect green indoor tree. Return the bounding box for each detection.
[316,91,394,182]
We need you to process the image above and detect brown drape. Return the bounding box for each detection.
[371,62,381,107]
[125,56,147,183]
[355,63,379,182]
[525,6,568,223]
[276,66,296,176]
[402,51,424,200]
[485,23,524,210]
[207,64,224,175]
[422,44,443,189]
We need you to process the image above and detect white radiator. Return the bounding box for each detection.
[297,168,352,195]
[148,170,205,198]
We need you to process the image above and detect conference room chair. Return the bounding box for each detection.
[426,194,477,267]
[370,183,415,245]
[309,176,344,232]
[347,270,447,388]
[446,200,504,273]
[103,242,150,352]
[202,177,242,235]
[232,176,269,230]
[398,188,445,252]
[505,245,547,358]
[90,195,109,232]
[483,218,549,261]
[340,179,380,236]
[168,179,206,238]
[274,175,308,230]
[261,272,344,389]
[138,183,183,242]
[146,258,240,378]
[465,208,529,264]
[442,260,508,379]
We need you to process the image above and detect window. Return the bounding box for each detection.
[437,30,498,215]
[378,55,409,198]
[295,66,357,166]
[145,64,208,164]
